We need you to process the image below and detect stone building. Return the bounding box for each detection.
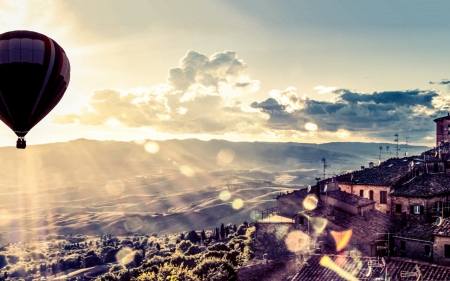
[434,113,450,146]
[432,218,450,266]
[390,172,450,224]
[392,223,435,263]
[335,157,416,213]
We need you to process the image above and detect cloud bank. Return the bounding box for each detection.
[55,50,447,144]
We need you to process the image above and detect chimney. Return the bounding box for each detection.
[361,166,365,170]
[369,162,374,169]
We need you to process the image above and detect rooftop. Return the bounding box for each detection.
[391,173,450,197]
[326,190,375,207]
[433,218,450,237]
[305,201,401,243]
[293,254,450,281]
[434,114,450,122]
[394,223,437,242]
[336,157,416,186]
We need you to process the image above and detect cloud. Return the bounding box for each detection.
[313,85,337,95]
[430,79,450,85]
[55,50,265,135]
[251,88,443,142]
[55,50,444,144]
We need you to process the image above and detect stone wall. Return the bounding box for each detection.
[392,236,433,263]
[434,236,450,266]
[254,222,299,257]
[390,196,445,224]
[339,183,390,213]
[276,192,305,216]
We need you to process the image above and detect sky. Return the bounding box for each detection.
[0,0,450,147]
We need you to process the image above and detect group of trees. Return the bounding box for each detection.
[97,223,255,281]
[0,222,255,281]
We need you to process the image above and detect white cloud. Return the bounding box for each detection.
[313,85,337,95]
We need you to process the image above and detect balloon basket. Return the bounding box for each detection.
[16,138,26,149]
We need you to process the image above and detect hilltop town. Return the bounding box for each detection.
[249,114,450,280]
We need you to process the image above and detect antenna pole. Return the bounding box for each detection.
[394,133,399,158]
[322,158,329,180]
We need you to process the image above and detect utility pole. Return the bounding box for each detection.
[322,158,329,180]
[404,137,410,157]
[394,133,400,158]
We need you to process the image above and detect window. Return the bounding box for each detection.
[299,216,304,225]
[380,191,387,204]
[445,245,450,258]
[434,163,439,173]
[369,190,374,201]
[410,205,424,215]
[360,190,364,197]
[425,245,431,256]
[401,241,406,251]
[396,204,402,213]
[435,201,443,212]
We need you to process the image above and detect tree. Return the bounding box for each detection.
[215,228,220,240]
[186,230,201,245]
[193,258,237,281]
[220,223,225,240]
[176,240,193,254]
[0,254,7,269]
[201,230,206,242]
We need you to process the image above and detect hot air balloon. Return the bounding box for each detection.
[0,30,70,149]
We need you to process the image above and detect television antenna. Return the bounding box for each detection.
[321,158,329,180]
[403,137,410,156]
[378,145,391,162]
[394,133,400,158]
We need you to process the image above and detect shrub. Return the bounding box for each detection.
[193,258,236,281]
[176,240,193,254]
[207,243,230,252]
[137,263,199,281]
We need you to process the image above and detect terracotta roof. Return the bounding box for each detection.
[390,173,450,197]
[306,202,401,243]
[336,157,416,186]
[433,218,450,237]
[434,114,450,122]
[326,190,375,207]
[394,223,437,242]
[293,254,450,281]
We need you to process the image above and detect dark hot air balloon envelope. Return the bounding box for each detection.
[0,30,70,149]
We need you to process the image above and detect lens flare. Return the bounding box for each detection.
[285,230,310,253]
[275,225,289,240]
[232,198,244,209]
[305,122,318,131]
[116,247,134,265]
[180,165,195,177]
[105,180,125,196]
[310,216,328,234]
[219,190,231,201]
[303,194,318,210]
[144,141,160,154]
[250,210,261,221]
[331,229,353,252]
[124,217,143,232]
[319,255,359,281]
[217,148,235,165]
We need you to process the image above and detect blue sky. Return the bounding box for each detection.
[0,1,449,146]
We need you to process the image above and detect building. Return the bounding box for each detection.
[433,218,450,266]
[292,254,450,281]
[390,172,450,224]
[335,157,417,213]
[434,113,450,146]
